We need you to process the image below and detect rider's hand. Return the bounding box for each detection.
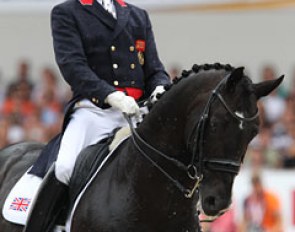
[105,91,140,116]
[150,86,165,104]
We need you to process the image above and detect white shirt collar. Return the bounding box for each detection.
[97,0,113,5]
[97,0,117,18]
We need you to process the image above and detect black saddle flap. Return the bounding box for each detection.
[69,140,109,206]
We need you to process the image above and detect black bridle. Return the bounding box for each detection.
[187,76,259,191]
[125,74,259,199]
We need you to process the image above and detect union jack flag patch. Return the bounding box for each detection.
[10,197,31,212]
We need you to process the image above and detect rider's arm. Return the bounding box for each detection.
[51,5,116,107]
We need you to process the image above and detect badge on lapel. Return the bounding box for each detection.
[136,40,146,66]
[79,0,94,5]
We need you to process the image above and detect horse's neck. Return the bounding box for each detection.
[136,80,209,163]
[137,100,189,163]
[117,140,199,219]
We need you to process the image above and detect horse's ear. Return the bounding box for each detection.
[226,67,245,92]
[253,75,284,99]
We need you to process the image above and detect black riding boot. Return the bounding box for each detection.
[23,165,68,232]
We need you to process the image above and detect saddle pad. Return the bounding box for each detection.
[2,168,42,225]
[109,127,131,151]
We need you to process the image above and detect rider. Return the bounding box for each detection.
[24,0,170,231]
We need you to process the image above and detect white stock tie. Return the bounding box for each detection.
[101,0,117,18]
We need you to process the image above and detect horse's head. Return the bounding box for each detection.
[183,65,283,217]
[136,64,283,222]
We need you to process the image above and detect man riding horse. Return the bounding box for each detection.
[24,0,170,231]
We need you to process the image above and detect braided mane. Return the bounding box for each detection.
[148,63,236,107]
[173,63,234,84]
[160,63,235,95]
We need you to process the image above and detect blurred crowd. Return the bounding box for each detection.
[0,60,71,148]
[245,66,295,169]
[1,60,295,170]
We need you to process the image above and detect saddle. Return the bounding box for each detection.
[3,127,131,229]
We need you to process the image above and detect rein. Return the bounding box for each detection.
[125,115,201,197]
[125,74,259,199]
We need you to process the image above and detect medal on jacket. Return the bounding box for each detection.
[136,40,146,66]
[138,52,145,66]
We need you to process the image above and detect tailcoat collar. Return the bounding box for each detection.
[78,0,117,29]
[79,0,126,7]
[112,0,130,39]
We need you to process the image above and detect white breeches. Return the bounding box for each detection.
[55,99,129,185]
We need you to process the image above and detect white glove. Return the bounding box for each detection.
[150,86,165,104]
[105,91,140,116]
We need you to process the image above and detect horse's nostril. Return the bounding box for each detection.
[206,196,216,207]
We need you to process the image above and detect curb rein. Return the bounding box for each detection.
[125,75,259,199]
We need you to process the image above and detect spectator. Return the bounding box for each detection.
[1,60,36,121]
[241,174,283,232]
[279,98,295,168]
[33,67,62,105]
[23,107,47,143]
[7,59,34,101]
[1,80,36,120]
[0,118,9,148]
[5,114,26,145]
[34,67,63,126]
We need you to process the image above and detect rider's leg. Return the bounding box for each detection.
[24,101,127,232]
[23,165,67,232]
[55,104,127,184]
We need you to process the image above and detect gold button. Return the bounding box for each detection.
[129,46,135,52]
[114,81,119,86]
[130,64,136,69]
[111,46,116,52]
[92,97,97,103]
[113,64,118,69]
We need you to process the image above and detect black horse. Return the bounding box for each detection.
[0,64,283,232]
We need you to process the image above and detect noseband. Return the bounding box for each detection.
[126,74,259,198]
